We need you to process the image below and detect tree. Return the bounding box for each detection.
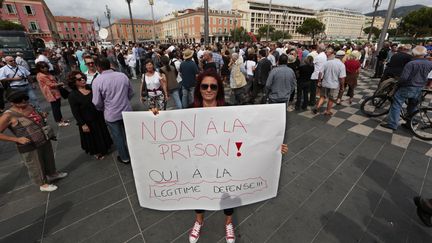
[296,18,325,43]
[271,31,291,41]
[400,7,432,38]
[0,20,25,31]
[257,25,275,41]
[230,27,252,42]
[363,26,381,39]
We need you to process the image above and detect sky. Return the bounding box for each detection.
[45,0,432,26]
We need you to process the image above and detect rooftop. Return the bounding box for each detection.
[54,16,93,23]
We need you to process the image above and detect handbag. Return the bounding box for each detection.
[9,110,57,141]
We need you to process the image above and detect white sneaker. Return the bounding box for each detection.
[225,223,235,243]
[40,184,58,192]
[58,121,70,127]
[189,221,203,243]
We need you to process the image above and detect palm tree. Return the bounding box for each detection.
[125,0,137,43]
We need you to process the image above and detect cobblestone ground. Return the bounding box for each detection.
[0,70,431,243]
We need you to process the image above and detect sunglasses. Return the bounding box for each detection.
[200,83,218,91]
[85,62,95,65]
[75,76,86,81]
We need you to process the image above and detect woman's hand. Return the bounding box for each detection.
[82,124,90,133]
[140,97,146,104]
[15,137,31,145]
[281,144,288,154]
[164,94,170,101]
[150,107,159,116]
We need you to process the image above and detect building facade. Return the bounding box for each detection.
[55,16,96,47]
[365,16,399,30]
[1,0,59,48]
[231,0,316,41]
[106,19,154,44]
[316,8,365,40]
[156,8,242,43]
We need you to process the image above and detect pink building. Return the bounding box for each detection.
[55,16,97,47]
[1,0,59,48]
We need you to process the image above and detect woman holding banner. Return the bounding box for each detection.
[151,70,288,243]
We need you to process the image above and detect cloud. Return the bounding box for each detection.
[45,0,431,26]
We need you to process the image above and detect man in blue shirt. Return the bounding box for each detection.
[380,46,432,130]
[180,49,199,108]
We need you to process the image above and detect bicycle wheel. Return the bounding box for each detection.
[410,108,432,141]
[360,95,391,117]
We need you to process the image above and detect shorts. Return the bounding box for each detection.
[320,87,339,100]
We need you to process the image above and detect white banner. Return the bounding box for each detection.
[123,104,286,211]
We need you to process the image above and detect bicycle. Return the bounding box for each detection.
[360,82,432,140]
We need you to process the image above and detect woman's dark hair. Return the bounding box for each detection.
[6,90,29,103]
[193,70,225,108]
[144,59,155,71]
[67,70,85,90]
[35,61,49,73]
[160,56,171,72]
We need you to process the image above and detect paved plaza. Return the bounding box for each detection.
[1,71,432,243]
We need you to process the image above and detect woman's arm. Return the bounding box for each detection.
[0,114,30,144]
[160,73,169,100]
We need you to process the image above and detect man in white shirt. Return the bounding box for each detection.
[309,44,327,106]
[0,56,40,110]
[83,55,99,86]
[313,49,346,116]
[15,52,30,72]
[35,49,54,72]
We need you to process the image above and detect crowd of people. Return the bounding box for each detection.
[0,39,432,242]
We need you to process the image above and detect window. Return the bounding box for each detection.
[78,28,82,32]
[80,34,83,38]
[6,4,17,14]
[24,5,35,15]
[72,27,75,32]
[65,27,69,32]
[29,21,38,31]
[74,34,77,38]
[219,19,222,24]
[67,34,70,39]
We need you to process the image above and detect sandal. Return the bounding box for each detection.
[324,111,333,116]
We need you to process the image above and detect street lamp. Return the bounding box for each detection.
[204,0,209,46]
[126,0,137,43]
[266,0,272,41]
[104,5,114,43]
[149,0,157,43]
[282,10,289,41]
[367,0,382,42]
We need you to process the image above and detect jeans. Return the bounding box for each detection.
[387,86,422,129]
[296,81,311,109]
[50,98,63,122]
[11,84,41,111]
[106,119,130,162]
[170,89,182,109]
[182,87,194,109]
[129,66,137,79]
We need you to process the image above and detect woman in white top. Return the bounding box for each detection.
[140,59,168,112]
[126,50,137,79]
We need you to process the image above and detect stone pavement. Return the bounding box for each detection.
[1,72,432,243]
